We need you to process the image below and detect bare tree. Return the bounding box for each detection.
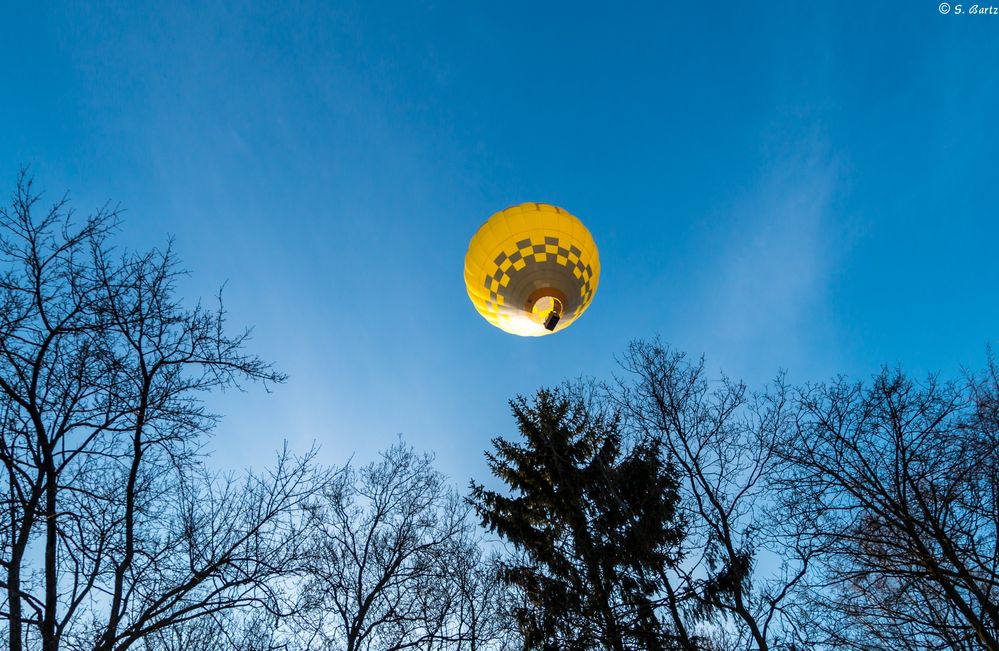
[615,339,809,650]
[294,441,502,651]
[443,546,519,651]
[0,173,319,651]
[132,594,288,651]
[779,362,999,650]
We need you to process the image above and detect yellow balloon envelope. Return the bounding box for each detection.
[464,203,600,336]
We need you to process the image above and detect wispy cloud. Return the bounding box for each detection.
[685,148,842,380]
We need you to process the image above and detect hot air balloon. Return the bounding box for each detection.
[464,203,600,336]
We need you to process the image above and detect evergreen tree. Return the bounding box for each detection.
[469,388,693,650]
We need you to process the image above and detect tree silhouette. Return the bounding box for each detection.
[616,340,808,650]
[0,174,320,651]
[469,388,694,650]
[779,362,999,650]
[294,441,507,651]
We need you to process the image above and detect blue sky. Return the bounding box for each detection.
[2,2,997,482]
